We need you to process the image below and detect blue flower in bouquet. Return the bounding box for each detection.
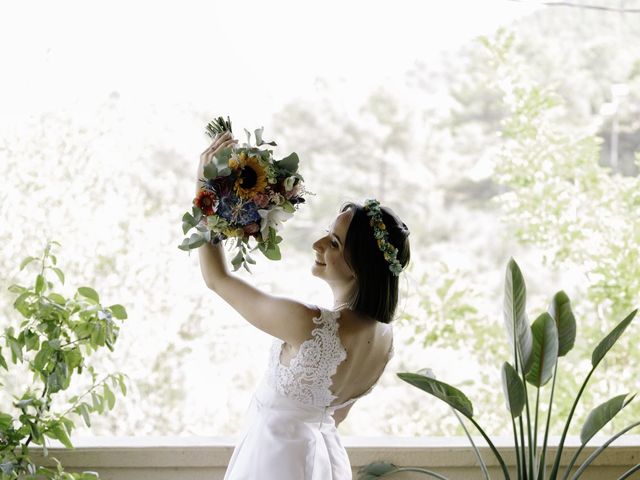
[215,194,261,226]
[216,194,239,222]
[237,201,261,226]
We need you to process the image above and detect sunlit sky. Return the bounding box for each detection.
[0,0,541,121]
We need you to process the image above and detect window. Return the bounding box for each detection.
[1,1,638,440]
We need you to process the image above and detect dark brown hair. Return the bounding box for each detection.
[340,201,410,324]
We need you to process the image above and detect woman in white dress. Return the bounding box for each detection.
[197,132,411,479]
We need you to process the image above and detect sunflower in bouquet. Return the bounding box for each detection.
[179,116,309,272]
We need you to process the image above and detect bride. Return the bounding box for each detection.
[197,132,411,479]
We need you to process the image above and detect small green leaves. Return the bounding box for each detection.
[103,384,116,410]
[48,293,67,305]
[182,212,197,234]
[35,274,45,295]
[19,256,38,271]
[8,336,23,363]
[214,150,233,167]
[0,348,7,370]
[0,413,13,429]
[116,374,127,395]
[231,249,245,270]
[187,233,206,250]
[77,286,100,303]
[7,284,26,294]
[203,161,218,179]
[24,329,40,352]
[77,403,91,427]
[108,304,127,320]
[51,267,65,285]
[12,291,31,317]
[258,242,281,261]
[1,243,128,478]
[45,421,73,449]
[281,200,295,213]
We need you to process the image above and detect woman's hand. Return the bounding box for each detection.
[196,131,238,195]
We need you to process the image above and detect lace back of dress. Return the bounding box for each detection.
[266,307,347,407]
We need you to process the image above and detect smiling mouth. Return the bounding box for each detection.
[315,260,326,266]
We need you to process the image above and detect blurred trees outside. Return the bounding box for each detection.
[1,4,638,437]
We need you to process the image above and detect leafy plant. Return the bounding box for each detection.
[0,241,128,479]
[359,259,638,480]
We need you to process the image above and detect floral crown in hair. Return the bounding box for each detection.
[363,199,404,276]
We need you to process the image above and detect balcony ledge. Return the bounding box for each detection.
[29,435,640,479]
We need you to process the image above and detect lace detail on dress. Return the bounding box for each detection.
[265,307,347,407]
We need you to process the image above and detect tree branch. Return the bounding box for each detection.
[507,0,640,13]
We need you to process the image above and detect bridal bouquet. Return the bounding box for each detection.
[179,116,308,272]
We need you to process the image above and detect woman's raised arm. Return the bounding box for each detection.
[195,133,317,344]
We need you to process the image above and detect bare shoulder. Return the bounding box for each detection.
[337,309,393,349]
[275,298,322,345]
[336,308,377,335]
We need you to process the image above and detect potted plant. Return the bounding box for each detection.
[0,241,128,479]
[359,259,638,480]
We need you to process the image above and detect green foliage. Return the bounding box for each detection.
[525,313,558,387]
[485,27,640,436]
[360,260,638,480]
[0,242,128,480]
[396,373,473,418]
[502,362,525,418]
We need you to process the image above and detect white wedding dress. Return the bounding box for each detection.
[224,306,393,480]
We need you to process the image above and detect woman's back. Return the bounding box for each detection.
[273,306,394,408]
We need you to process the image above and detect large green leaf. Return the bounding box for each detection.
[276,152,300,173]
[35,274,45,295]
[203,161,218,179]
[525,312,558,387]
[580,393,636,445]
[213,148,233,166]
[192,233,207,249]
[19,256,38,271]
[182,212,197,234]
[548,290,576,357]
[108,304,127,320]
[503,258,533,372]
[0,412,13,429]
[358,462,398,478]
[77,287,100,304]
[591,309,637,368]
[0,346,8,370]
[398,372,473,418]
[51,267,65,285]
[501,362,525,417]
[45,421,73,449]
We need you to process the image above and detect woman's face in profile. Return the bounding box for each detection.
[311,208,355,284]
